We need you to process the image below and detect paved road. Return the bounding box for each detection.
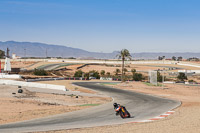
[0,82,180,133]
[37,63,62,70]
[37,63,76,70]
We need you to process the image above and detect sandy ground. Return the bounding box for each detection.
[36,81,200,133]
[1,61,38,69]
[0,82,112,124]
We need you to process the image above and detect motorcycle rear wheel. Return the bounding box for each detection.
[119,111,125,119]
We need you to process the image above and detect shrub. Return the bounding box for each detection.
[106,72,111,76]
[114,69,121,76]
[133,73,143,81]
[74,70,83,77]
[100,70,105,76]
[34,69,48,76]
[177,72,187,81]
[188,79,195,83]
[157,71,162,82]
[89,70,100,79]
[84,72,89,79]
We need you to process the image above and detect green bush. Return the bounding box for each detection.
[131,69,136,74]
[106,72,111,76]
[89,70,100,79]
[74,70,83,77]
[114,68,120,76]
[100,70,105,76]
[188,79,195,83]
[177,73,187,81]
[33,69,48,76]
[157,71,162,82]
[133,73,143,81]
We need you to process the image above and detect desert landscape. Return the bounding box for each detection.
[0,60,200,133]
[1,1,200,132]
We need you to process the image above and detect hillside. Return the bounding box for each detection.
[0,41,116,59]
[0,41,200,59]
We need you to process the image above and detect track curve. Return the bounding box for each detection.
[0,82,180,133]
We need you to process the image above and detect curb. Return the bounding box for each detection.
[130,110,175,123]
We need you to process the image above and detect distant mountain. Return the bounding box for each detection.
[0,41,117,59]
[132,52,200,59]
[0,41,200,59]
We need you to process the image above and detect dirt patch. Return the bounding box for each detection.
[0,84,111,125]
[0,97,88,124]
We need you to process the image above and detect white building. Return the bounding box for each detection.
[12,53,21,59]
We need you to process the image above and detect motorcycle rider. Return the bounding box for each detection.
[113,103,121,115]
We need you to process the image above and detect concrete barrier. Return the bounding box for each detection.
[0,79,66,91]
[0,73,22,79]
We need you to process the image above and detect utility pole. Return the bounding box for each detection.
[24,48,26,63]
[46,48,47,58]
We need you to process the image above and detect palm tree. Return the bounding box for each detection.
[117,49,132,82]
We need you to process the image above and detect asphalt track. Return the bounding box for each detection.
[37,63,62,70]
[0,82,181,133]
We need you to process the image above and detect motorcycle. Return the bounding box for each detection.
[114,104,131,119]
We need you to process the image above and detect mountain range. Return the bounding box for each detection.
[0,41,200,59]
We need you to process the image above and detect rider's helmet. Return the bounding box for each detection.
[113,103,118,108]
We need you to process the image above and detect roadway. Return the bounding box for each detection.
[0,82,180,133]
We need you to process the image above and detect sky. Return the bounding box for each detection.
[0,0,200,53]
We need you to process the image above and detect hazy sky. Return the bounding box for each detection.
[0,0,200,53]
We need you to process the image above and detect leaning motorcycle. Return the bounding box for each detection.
[115,106,131,118]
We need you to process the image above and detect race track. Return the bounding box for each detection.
[0,82,181,133]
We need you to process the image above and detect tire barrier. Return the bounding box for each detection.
[18,89,23,93]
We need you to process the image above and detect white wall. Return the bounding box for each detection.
[0,73,21,79]
[0,79,66,91]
